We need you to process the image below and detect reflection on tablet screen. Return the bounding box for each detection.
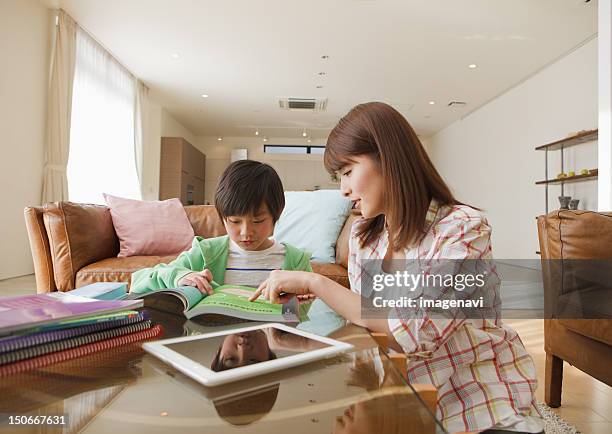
[164,326,331,372]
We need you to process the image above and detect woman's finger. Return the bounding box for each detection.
[269,286,282,304]
[249,280,267,301]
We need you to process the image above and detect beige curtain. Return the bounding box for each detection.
[41,10,76,203]
[134,80,149,196]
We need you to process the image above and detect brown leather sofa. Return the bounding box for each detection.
[537,210,612,408]
[24,202,359,294]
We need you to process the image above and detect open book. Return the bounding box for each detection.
[125,285,308,323]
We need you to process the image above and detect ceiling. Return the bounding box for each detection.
[49,0,598,140]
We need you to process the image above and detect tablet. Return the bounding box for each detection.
[142,323,354,386]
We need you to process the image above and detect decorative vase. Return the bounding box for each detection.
[558,196,571,209]
[569,199,580,210]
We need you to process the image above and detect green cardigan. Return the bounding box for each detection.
[130,235,312,293]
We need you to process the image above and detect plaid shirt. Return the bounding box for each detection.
[348,200,540,433]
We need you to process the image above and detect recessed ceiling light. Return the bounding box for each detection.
[307,138,312,143]
[468,64,477,69]
[171,53,180,59]
[302,129,308,137]
[255,130,259,136]
[263,137,268,142]
[201,94,209,98]
[429,101,435,105]
[217,137,222,141]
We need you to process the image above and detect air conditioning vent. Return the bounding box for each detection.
[279,98,328,112]
[447,101,467,107]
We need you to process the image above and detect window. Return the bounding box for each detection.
[309,146,325,155]
[67,27,141,204]
[264,145,326,155]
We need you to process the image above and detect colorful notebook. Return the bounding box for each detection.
[0,324,163,377]
[0,320,153,365]
[0,292,143,336]
[12,310,142,336]
[0,311,149,354]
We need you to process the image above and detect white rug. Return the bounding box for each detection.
[536,402,581,434]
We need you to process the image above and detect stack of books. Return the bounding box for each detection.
[0,292,162,376]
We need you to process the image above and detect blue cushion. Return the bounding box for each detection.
[274,190,352,263]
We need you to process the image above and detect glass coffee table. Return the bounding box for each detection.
[0,307,446,434]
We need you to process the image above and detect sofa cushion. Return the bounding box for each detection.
[184,205,227,238]
[44,202,120,291]
[274,190,352,263]
[104,194,195,257]
[76,255,179,289]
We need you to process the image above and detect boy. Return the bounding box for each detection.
[130,160,312,294]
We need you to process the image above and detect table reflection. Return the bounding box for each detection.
[0,307,442,434]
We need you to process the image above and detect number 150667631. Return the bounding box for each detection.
[5,414,68,426]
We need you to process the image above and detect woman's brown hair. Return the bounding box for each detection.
[324,102,459,250]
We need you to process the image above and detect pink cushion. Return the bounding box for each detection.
[103,194,195,257]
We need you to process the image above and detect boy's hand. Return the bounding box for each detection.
[177,269,214,295]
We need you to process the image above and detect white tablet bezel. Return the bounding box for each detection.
[142,323,354,386]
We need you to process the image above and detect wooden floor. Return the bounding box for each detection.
[1,275,611,433]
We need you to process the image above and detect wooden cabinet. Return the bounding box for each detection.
[159,137,206,205]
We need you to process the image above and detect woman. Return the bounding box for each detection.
[251,102,542,433]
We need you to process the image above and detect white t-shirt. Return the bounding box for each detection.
[224,239,285,287]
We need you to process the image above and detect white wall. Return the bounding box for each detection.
[161,108,197,145]
[0,0,50,279]
[196,137,337,204]
[599,0,612,210]
[428,38,598,259]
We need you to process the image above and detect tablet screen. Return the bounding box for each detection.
[165,326,331,372]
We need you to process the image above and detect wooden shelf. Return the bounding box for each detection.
[535,129,598,151]
[535,170,598,185]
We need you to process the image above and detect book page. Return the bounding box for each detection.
[192,285,285,318]
[123,286,204,317]
[169,286,205,310]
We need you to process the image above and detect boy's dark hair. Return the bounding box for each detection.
[214,160,285,222]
